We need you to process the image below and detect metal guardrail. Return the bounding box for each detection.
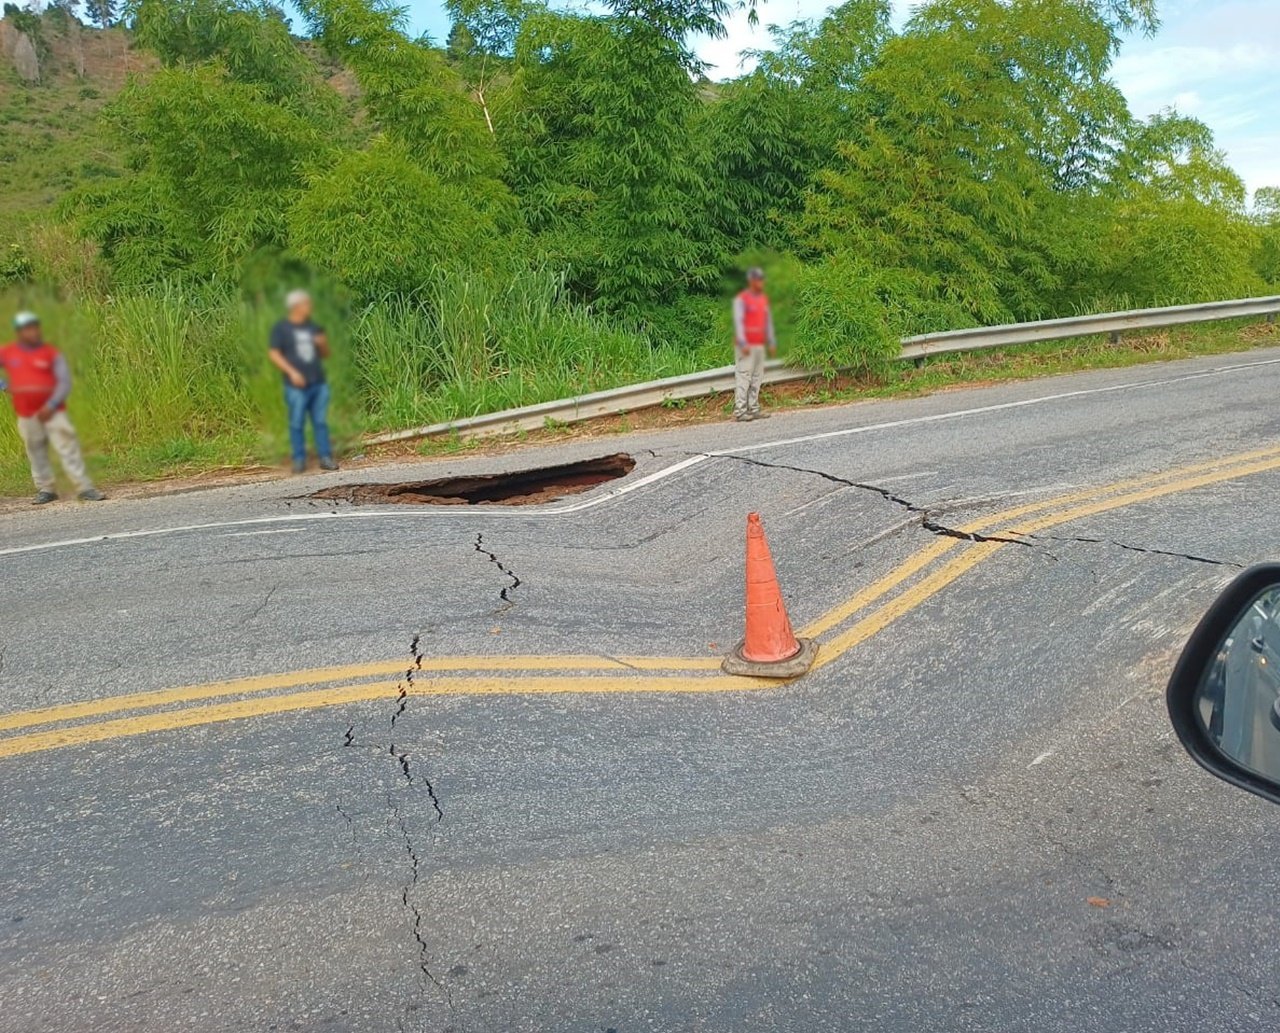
[898,296,1280,361]
[365,295,1280,446]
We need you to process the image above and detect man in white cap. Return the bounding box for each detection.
[269,289,337,474]
[732,266,777,422]
[0,311,104,504]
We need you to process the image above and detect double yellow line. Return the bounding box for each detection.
[3,445,1279,760]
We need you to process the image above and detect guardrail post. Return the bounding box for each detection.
[1109,330,1122,344]
[1268,313,1277,325]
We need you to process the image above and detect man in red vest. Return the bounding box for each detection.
[732,266,777,422]
[0,311,104,504]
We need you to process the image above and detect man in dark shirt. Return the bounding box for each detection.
[269,290,337,473]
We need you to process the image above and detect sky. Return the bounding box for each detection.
[400,0,1280,199]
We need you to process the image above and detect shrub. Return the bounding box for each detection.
[288,140,503,301]
[0,243,33,286]
[788,253,917,375]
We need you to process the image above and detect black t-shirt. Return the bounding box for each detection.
[270,319,326,387]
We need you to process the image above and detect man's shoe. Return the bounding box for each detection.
[734,413,754,422]
[77,488,106,502]
[319,457,339,472]
[750,410,771,419]
[292,459,306,474]
[32,491,58,505]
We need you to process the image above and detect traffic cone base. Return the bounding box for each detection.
[722,635,819,678]
[721,511,819,679]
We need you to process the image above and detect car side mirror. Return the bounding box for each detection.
[1167,563,1280,806]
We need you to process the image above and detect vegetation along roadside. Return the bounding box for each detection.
[1,0,1278,496]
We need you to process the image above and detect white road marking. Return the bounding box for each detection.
[4,355,1280,559]
[939,486,1078,510]
[865,470,939,484]
[715,356,1280,456]
[782,486,849,519]
[222,528,306,537]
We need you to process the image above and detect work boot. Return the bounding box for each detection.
[735,413,754,423]
[32,490,58,505]
[319,457,339,472]
[750,411,771,419]
[78,488,106,502]
[292,459,306,474]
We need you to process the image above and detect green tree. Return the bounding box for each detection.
[1254,187,1280,288]
[798,0,1131,328]
[68,0,343,284]
[73,63,332,284]
[446,19,476,59]
[289,139,504,299]
[696,71,819,251]
[698,1,892,252]
[1092,113,1264,306]
[130,0,334,113]
[299,0,510,200]
[505,7,726,317]
[445,0,534,58]
[82,0,115,27]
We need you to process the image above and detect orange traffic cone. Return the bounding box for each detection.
[722,512,819,678]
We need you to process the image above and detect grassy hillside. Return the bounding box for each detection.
[0,19,147,247]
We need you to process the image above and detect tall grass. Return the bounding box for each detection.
[0,266,715,495]
[353,266,713,429]
[0,281,353,493]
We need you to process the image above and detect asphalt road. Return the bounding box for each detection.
[5,349,1280,1032]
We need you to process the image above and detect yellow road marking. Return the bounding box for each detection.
[2,445,1279,758]
[798,443,1280,639]
[0,654,725,734]
[0,673,771,760]
[1006,452,1280,536]
[810,450,1280,668]
[812,542,1001,669]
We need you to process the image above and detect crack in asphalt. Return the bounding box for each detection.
[600,653,642,672]
[335,632,452,1021]
[388,787,453,1007]
[474,533,522,610]
[335,802,358,846]
[1024,534,1243,568]
[710,454,1240,568]
[242,583,280,625]
[383,635,452,1021]
[390,635,423,731]
[387,635,443,820]
[706,454,1031,545]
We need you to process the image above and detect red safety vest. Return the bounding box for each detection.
[0,341,63,418]
[738,289,771,346]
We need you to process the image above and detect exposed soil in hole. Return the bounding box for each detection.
[308,453,636,506]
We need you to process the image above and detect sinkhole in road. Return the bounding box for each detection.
[308,453,636,506]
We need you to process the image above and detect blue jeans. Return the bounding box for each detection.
[284,382,332,463]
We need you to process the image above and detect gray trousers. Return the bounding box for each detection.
[734,346,765,417]
[16,410,94,494]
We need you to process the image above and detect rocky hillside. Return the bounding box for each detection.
[0,13,152,244]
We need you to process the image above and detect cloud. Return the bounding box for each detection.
[1107,0,1280,194]
[1112,42,1275,105]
